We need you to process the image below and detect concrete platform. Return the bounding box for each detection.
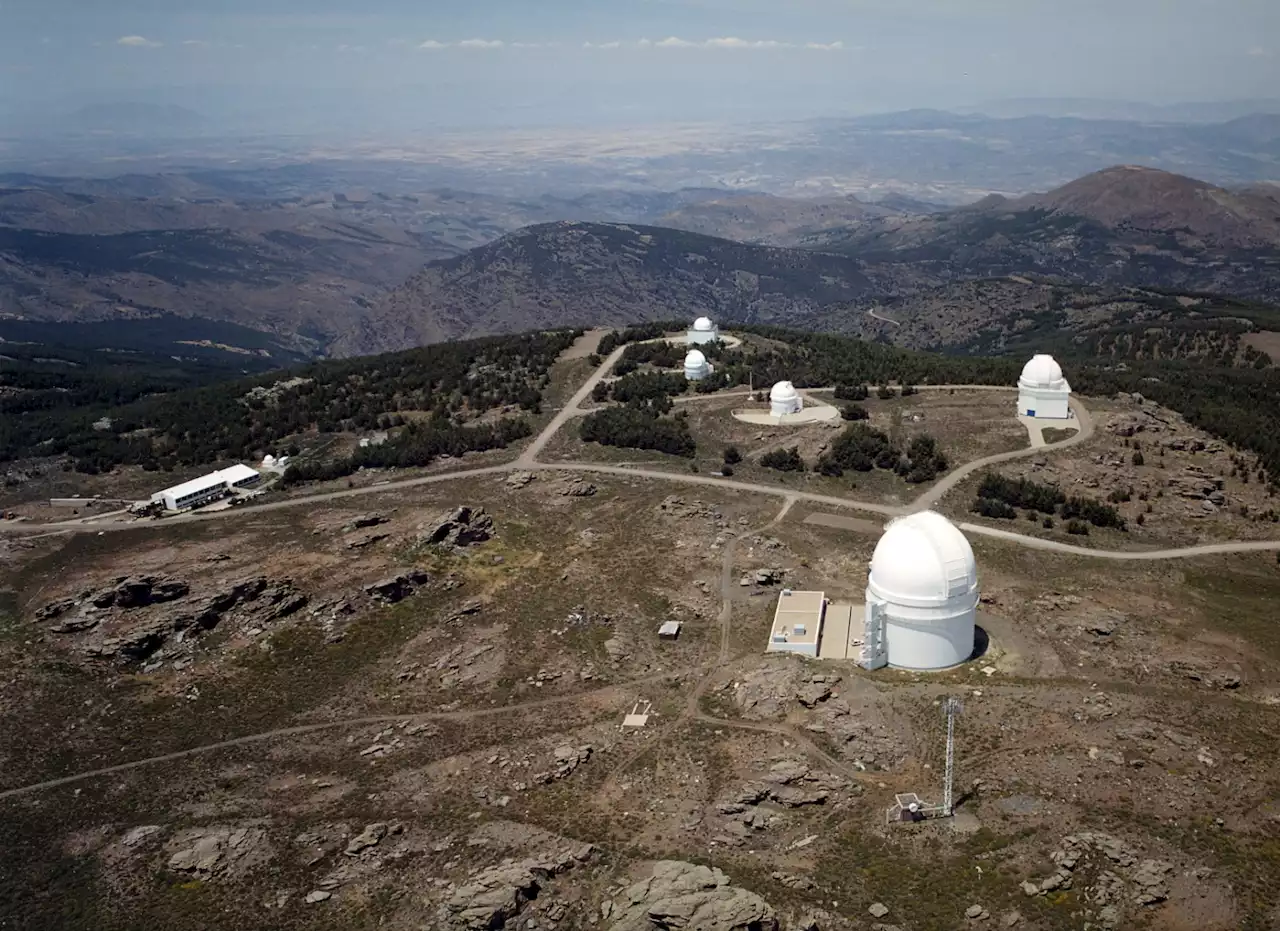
[1018,412,1078,448]
[818,602,856,659]
[732,403,840,426]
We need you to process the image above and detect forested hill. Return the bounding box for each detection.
[344,221,876,355]
[1,329,580,474]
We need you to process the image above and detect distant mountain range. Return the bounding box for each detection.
[3,164,1280,359]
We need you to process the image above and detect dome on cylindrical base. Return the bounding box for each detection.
[684,349,712,380]
[864,511,978,670]
[769,381,802,417]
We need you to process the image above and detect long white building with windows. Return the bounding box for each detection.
[150,464,262,512]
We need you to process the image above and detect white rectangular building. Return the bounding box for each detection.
[766,590,825,657]
[151,465,262,512]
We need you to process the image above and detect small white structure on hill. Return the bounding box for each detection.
[687,316,719,345]
[150,465,262,513]
[683,349,712,381]
[1017,353,1071,419]
[860,511,978,671]
[769,381,803,418]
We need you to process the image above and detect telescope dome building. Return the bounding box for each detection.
[769,381,803,418]
[859,511,978,671]
[687,316,719,345]
[1017,353,1071,420]
[683,349,712,381]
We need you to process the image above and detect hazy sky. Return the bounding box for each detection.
[3,0,1279,128]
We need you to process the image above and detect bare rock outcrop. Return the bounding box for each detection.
[364,570,431,604]
[164,824,271,880]
[1023,832,1175,927]
[418,506,495,548]
[603,860,779,931]
[435,845,595,930]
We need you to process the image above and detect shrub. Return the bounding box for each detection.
[877,384,896,400]
[972,497,1018,520]
[760,446,805,472]
[834,383,869,401]
[723,446,742,465]
[841,404,870,421]
[1066,519,1090,536]
[1132,451,1145,466]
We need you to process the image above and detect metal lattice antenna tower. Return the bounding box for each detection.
[942,697,963,816]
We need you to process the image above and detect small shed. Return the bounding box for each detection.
[658,621,682,640]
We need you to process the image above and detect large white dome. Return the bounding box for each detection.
[685,349,707,366]
[868,511,978,607]
[1019,354,1066,390]
[770,380,799,402]
[692,316,715,332]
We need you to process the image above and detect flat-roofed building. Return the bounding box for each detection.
[766,589,825,657]
[151,465,263,512]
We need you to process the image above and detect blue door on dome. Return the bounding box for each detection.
[1027,409,1035,417]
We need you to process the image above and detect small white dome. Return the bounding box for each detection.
[692,316,715,332]
[769,380,799,402]
[262,454,276,467]
[868,511,978,607]
[1019,354,1066,390]
[685,349,707,366]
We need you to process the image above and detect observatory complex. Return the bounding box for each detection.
[766,511,980,672]
[683,349,712,381]
[687,316,720,345]
[1017,353,1072,420]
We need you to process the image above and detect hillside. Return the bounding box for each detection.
[807,166,1280,302]
[853,277,1280,363]
[348,221,875,355]
[1019,165,1280,248]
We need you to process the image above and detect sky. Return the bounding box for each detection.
[2,0,1279,131]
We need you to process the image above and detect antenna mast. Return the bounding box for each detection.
[942,697,963,816]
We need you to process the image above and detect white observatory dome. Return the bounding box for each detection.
[262,454,276,467]
[684,349,711,380]
[1017,353,1072,419]
[769,380,798,402]
[865,511,978,670]
[1019,354,1066,390]
[769,380,802,417]
[692,316,715,332]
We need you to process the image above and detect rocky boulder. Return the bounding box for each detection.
[435,846,594,930]
[419,506,495,548]
[343,513,388,532]
[603,861,779,931]
[364,570,431,604]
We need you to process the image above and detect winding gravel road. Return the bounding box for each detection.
[1,347,1274,566]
